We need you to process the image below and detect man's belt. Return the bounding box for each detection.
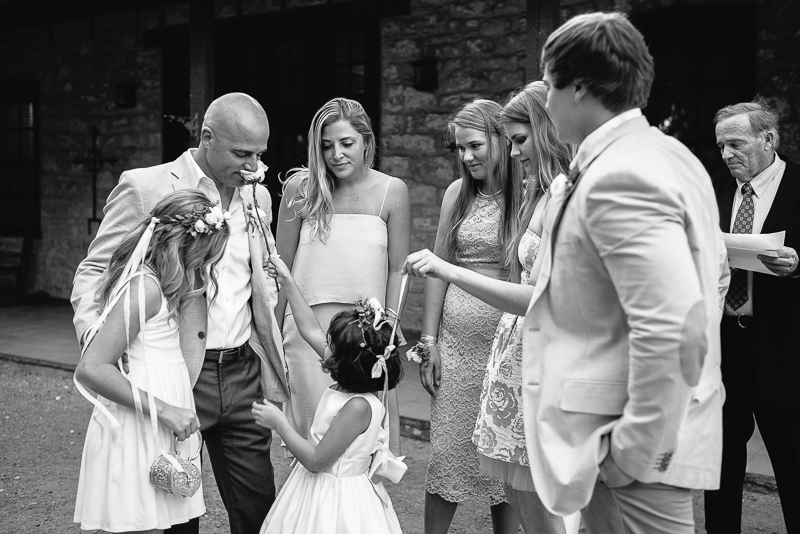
[205,344,248,363]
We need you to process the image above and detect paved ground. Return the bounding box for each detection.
[0,299,790,533]
[0,359,789,533]
[0,298,777,478]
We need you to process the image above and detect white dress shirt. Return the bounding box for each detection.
[187,150,253,349]
[725,154,786,316]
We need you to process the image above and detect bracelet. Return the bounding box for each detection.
[420,334,437,346]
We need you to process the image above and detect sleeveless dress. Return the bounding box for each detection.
[74,272,204,531]
[473,220,541,491]
[262,388,403,534]
[426,195,507,504]
[283,177,400,450]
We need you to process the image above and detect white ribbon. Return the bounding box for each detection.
[74,217,195,482]
[367,273,409,501]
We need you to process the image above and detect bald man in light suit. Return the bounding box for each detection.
[72,93,285,534]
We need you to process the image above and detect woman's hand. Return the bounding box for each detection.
[159,404,201,441]
[404,249,455,282]
[252,399,286,430]
[267,253,292,285]
[419,343,442,398]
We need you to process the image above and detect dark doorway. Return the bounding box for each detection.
[214,4,381,226]
[632,5,758,177]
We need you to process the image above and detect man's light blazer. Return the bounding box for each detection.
[71,150,289,402]
[522,114,728,515]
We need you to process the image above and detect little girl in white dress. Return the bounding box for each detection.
[252,254,407,534]
[73,190,230,533]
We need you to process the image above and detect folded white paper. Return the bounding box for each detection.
[723,231,785,276]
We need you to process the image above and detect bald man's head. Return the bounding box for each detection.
[195,92,270,189]
[202,92,269,142]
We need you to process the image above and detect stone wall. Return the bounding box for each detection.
[0,10,167,299]
[380,0,529,332]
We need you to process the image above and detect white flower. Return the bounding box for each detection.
[405,345,423,364]
[194,220,208,233]
[365,297,385,328]
[205,205,226,229]
[240,160,269,184]
[549,173,569,202]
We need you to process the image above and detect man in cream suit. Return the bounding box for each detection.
[522,13,729,533]
[72,93,287,534]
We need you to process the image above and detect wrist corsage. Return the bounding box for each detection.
[406,341,430,365]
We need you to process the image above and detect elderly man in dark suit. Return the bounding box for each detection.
[704,96,800,533]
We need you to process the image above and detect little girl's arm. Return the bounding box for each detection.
[268,254,326,356]
[253,396,371,472]
[74,275,200,440]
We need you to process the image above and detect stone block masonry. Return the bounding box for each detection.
[380,0,529,332]
[0,10,166,299]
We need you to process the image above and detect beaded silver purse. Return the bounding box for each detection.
[150,435,202,498]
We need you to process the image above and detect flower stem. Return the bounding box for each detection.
[252,183,280,293]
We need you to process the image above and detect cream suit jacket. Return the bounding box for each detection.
[523,115,728,515]
[71,150,289,402]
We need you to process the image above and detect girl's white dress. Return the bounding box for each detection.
[74,272,205,532]
[262,387,403,534]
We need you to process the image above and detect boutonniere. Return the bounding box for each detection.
[549,173,569,202]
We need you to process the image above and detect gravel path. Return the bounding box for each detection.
[0,359,787,533]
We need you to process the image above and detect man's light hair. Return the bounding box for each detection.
[714,96,781,150]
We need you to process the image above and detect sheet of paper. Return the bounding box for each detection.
[723,231,785,275]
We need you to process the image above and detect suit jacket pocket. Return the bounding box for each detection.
[560,379,628,416]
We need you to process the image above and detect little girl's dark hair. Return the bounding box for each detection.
[323,309,404,393]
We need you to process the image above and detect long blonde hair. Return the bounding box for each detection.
[283,97,377,240]
[96,190,229,318]
[500,82,574,281]
[441,99,523,274]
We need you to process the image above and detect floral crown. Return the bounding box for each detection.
[152,202,231,238]
[350,297,399,379]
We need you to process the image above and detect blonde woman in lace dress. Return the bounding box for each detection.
[417,99,523,534]
[406,85,579,533]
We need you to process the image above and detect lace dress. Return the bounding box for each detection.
[473,221,541,492]
[426,195,507,504]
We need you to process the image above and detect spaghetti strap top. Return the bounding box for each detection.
[290,178,394,308]
[378,176,392,219]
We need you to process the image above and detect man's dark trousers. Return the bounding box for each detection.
[704,316,800,533]
[167,345,275,534]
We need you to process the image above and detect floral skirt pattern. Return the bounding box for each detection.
[425,283,506,505]
[473,310,529,471]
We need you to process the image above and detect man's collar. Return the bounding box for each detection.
[571,108,646,173]
[736,153,783,198]
[170,149,206,188]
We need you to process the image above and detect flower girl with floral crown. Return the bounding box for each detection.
[73,189,230,533]
[252,253,407,534]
